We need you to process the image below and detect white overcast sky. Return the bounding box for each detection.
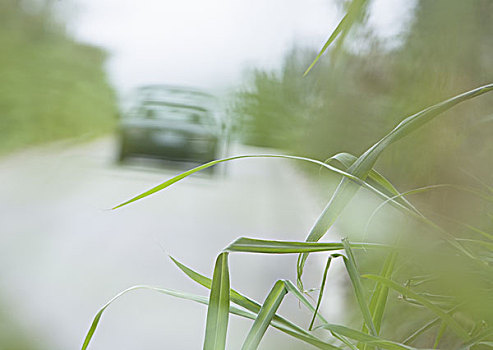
[60,0,415,96]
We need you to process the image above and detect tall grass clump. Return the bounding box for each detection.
[82,1,493,349]
[0,1,116,154]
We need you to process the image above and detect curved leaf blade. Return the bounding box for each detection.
[328,152,418,214]
[81,285,211,350]
[298,83,493,286]
[169,256,338,349]
[226,237,386,254]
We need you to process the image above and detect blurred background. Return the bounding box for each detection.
[1,0,492,349]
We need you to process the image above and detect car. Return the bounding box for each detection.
[117,85,220,164]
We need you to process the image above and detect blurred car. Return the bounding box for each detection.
[117,85,220,163]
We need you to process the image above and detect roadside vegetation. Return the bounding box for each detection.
[234,0,493,190]
[82,0,493,349]
[0,2,115,348]
[0,1,116,155]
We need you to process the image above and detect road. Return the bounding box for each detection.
[0,137,345,349]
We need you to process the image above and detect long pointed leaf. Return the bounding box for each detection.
[81,285,213,350]
[283,279,329,325]
[226,237,386,254]
[328,152,418,214]
[309,255,333,330]
[204,252,230,350]
[402,316,441,345]
[370,252,397,334]
[112,153,412,218]
[432,322,447,349]
[241,280,287,350]
[303,13,347,76]
[169,256,339,350]
[362,252,397,350]
[113,154,363,209]
[303,0,368,76]
[342,239,377,336]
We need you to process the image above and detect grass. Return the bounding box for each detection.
[81,83,493,350]
[80,1,493,348]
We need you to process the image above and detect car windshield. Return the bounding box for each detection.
[137,86,215,109]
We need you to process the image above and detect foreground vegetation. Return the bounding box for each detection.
[81,1,493,349]
[82,82,493,349]
[0,1,116,154]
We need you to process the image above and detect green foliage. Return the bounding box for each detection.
[81,1,493,349]
[233,0,493,189]
[81,81,493,349]
[0,1,116,154]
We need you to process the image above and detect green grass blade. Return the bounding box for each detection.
[370,252,397,334]
[112,153,411,216]
[432,322,446,349]
[317,324,416,350]
[112,154,363,209]
[227,237,344,253]
[328,152,418,214]
[170,255,259,312]
[176,288,339,350]
[303,0,368,76]
[81,266,339,350]
[461,223,493,241]
[342,238,377,337]
[362,275,470,341]
[303,13,347,76]
[332,331,359,350]
[241,280,288,350]
[402,316,441,345]
[402,306,459,345]
[169,256,339,350]
[203,252,230,350]
[309,255,333,330]
[362,252,397,350]
[298,83,493,286]
[81,285,214,350]
[270,321,342,350]
[283,279,329,326]
[225,237,387,254]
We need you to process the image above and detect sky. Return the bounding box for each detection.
[59,0,416,97]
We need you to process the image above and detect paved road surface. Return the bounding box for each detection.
[0,137,345,349]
